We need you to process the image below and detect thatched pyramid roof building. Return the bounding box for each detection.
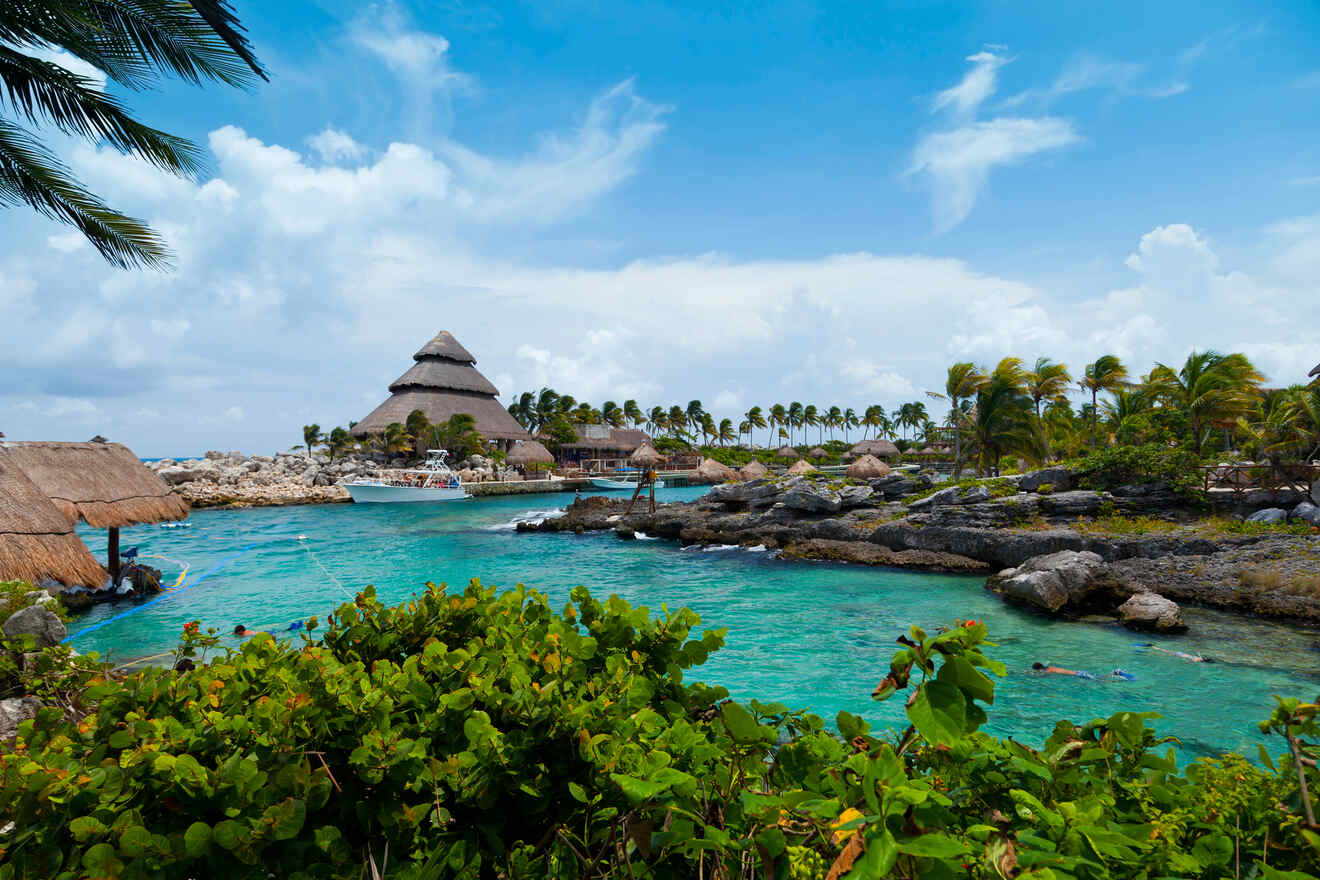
[350,331,530,445]
[0,449,106,587]
[850,438,899,460]
[4,441,187,528]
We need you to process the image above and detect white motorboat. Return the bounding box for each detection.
[345,450,471,503]
[589,477,666,490]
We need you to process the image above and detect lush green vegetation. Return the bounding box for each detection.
[5,581,1320,879]
[1066,444,1208,505]
[299,410,486,463]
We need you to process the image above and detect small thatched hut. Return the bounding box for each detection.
[846,454,891,479]
[692,458,739,484]
[785,459,816,476]
[850,438,899,460]
[0,449,107,589]
[740,460,768,481]
[808,446,829,460]
[776,446,799,460]
[630,443,665,469]
[506,439,555,472]
[4,441,187,584]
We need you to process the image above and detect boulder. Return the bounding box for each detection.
[693,458,740,484]
[1292,501,1320,525]
[1117,592,1186,633]
[0,697,41,741]
[707,479,781,505]
[985,550,1119,613]
[1244,488,1304,507]
[204,450,225,460]
[1313,478,1320,505]
[838,484,876,509]
[2,604,67,647]
[1246,507,1288,524]
[907,484,992,511]
[1019,467,1074,493]
[779,478,841,514]
[157,463,218,486]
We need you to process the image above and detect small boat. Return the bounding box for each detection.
[590,477,666,490]
[345,450,471,503]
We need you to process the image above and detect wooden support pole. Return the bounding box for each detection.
[107,526,120,587]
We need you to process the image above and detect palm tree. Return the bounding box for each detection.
[787,402,804,446]
[861,405,884,440]
[700,413,717,446]
[1148,350,1263,454]
[301,424,323,461]
[768,404,787,446]
[929,363,987,479]
[717,418,736,446]
[744,406,767,447]
[326,427,353,461]
[843,408,859,442]
[686,400,705,440]
[623,399,644,429]
[0,1,264,270]
[1078,355,1129,449]
[803,405,820,444]
[383,422,412,456]
[825,406,843,440]
[965,358,1032,475]
[896,401,929,442]
[738,420,750,446]
[508,392,536,430]
[1026,358,1072,419]
[600,400,625,428]
[646,406,667,437]
[668,405,688,441]
[534,388,560,432]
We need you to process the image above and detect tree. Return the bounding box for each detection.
[896,401,928,442]
[930,363,986,480]
[508,392,536,430]
[717,418,736,446]
[685,400,705,440]
[803,405,820,444]
[432,413,483,460]
[1148,350,1263,454]
[965,358,1032,475]
[622,399,643,429]
[646,406,667,437]
[861,405,884,440]
[668,405,688,441]
[768,404,787,446]
[301,424,322,461]
[0,0,264,270]
[534,388,560,431]
[1079,355,1129,449]
[743,406,766,447]
[1026,358,1072,418]
[787,402,804,446]
[405,409,431,452]
[326,427,353,461]
[600,401,625,428]
[825,406,843,440]
[700,413,717,446]
[843,408,858,442]
[539,415,578,456]
[382,422,411,456]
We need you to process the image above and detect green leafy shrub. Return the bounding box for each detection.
[3,583,1320,879]
[1036,482,1053,495]
[1069,443,1206,505]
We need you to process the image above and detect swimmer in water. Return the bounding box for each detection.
[1031,662,1098,679]
[233,624,261,638]
[1135,643,1215,663]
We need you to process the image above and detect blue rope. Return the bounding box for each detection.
[62,540,273,643]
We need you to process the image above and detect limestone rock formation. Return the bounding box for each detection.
[2,604,67,647]
[1117,592,1186,633]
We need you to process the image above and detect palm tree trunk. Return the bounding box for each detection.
[1090,389,1098,449]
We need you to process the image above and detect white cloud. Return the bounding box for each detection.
[307,128,367,163]
[933,50,1011,117]
[909,117,1079,232]
[350,5,472,93]
[26,47,107,90]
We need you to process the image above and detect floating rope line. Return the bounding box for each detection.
[296,535,357,602]
[143,554,190,590]
[63,539,275,643]
[111,651,179,672]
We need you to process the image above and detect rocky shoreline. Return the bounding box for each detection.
[519,469,1320,626]
[145,450,513,509]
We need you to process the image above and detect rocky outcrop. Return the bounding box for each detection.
[985,551,1133,613]
[1117,592,1186,632]
[0,697,41,742]
[1019,467,1074,493]
[1,605,67,647]
[1246,507,1288,524]
[778,539,988,573]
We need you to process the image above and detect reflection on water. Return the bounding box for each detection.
[71,487,1319,758]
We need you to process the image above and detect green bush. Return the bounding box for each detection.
[1069,443,1206,505]
[3,583,1319,879]
[1036,482,1054,495]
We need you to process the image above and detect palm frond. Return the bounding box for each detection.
[0,119,171,269]
[0,45,203,174]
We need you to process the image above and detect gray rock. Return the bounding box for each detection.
[1312,478,1320,505]
[707,479,781,505]
[838,484,875,509]
[1292,501,1320,525]
[1244,488,1304,507]
[1246,507,1288,524]
[2,604,67,647]
[1019,467,1074,493]
[908,483,993,511]
[985,550,1118,613]
[1038,490,1106,517]
[23,590,56,609]
[1117,592,1186,633]
[780,478,841,514]
[0,697,41,741]
[204,450,225,460]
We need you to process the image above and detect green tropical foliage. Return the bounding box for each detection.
[300,424,322,460]
[4,582,1320,879]
[0,0,264,269]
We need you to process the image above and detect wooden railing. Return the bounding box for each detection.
[1200,462,1320,501]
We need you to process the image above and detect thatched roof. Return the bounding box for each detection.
[561,427,650,452]
[4,441,187,528]
[740,460,768,480]
[846,454,891,479]
[776,445,799,460]
[630,443,665,467]
[507,439,554,467]
[692,458,739,484]
[786,459,816,475]
[1311,362,1320,378]
[850,438,899,459]
[0,449,107,587]
[808,446,828,460]
[351,330,530,443]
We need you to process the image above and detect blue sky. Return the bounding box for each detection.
[2,0,1318,455]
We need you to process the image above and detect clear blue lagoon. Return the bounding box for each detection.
[71,486,1320,759]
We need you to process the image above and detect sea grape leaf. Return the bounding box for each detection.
[936,656,995,704]
[184,822,211,857]
[895,832,970,858]
[720,702,765,744]
[906,681,967,746]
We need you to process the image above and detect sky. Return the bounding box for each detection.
[2,0,1318,456]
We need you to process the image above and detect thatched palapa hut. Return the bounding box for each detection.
[0,450,107,589]
[630,442,665,469]
[786,459,816,475]
[507,440,555,472]
[808,446,828,460]
[3,441,187,584]
[776,445,799,461]
[692,458,739,484]
[850,438,899,460]
[350,331,530,450]
[846,454,891,479]
[740,460,768,481]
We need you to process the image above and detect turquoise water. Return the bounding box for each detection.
[71,487,1320,759]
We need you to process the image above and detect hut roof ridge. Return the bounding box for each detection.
[414,331,477,364]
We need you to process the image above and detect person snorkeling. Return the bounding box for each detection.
[1031,663,1135,682]
[1135,643,1215,663]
